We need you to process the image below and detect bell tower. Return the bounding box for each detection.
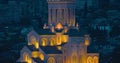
[47,0,76,28]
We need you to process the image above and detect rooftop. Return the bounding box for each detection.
[40,46,62,54]
[36,29,55,35]
[27,45,39,51]
[32,58,44,63]
[65,29,85,37]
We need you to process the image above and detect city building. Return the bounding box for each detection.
[17,0,99,63]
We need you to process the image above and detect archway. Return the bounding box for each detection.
[48,57,56,63]
[30,36,39,48]
[50,38,55,46]
[23,52,32,63]
[87,56,93,63]
[41,38,47,46]
[93,56,98,63]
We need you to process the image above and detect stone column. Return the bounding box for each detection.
[54,9,56,24]
[57,9,61,23]
[48,8,52,25]
[68,8,71,26]
[73,8,76,26]
[57,9,59,23]
[59,9,62,23]
[70,8,72,26]
[64,9,68,25]
[52,8,55,24]
[62,9,64,25]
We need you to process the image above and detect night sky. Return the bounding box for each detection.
[0,0,120,63]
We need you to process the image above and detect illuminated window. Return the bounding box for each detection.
[56,35,61,45]
[64,27,68,33]
[57,46,62,50]
[34,42,39,49]
[84,35,90,46]
[50,38,55,46]
[93,56,98,63]
[87,56,93,63]
[41,38,47,46]
[23,52,28,61]
[51,26,55,33]
[61,35,68,43]
[30,36,39,48]
[48,57,55,63]
[40,53,44,61]
[23,52,32,63]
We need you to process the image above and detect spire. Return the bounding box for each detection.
[84,35,90,46]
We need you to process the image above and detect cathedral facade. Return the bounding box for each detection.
[17,0,99,63]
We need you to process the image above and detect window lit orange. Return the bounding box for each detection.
[87,56,93,63]
[41,38,47,46]
[50,38,55,46]
[23,52,32,63]
[40,53,44,61]
[85,35,90,46]
[93,56,98,63]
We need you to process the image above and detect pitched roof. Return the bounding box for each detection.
[26,45,39,51]
[65,29,84,37]
[55,29,64,32]
[40,46,62,54]
[32,58,44,63]
[36,29,55,35]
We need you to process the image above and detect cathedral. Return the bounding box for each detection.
[17,0,99,63]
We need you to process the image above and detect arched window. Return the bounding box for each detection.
[30,36,39,48]
[56,35,61,45]
[23,52,32,63]
[93,56,98,63]
[23,52,28,61]
[41,38,47,46]
[61,35,68,43]
[48,57,56,63]
[39,53,44,61]
[50,38,55,46]
[87,56,93,63]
